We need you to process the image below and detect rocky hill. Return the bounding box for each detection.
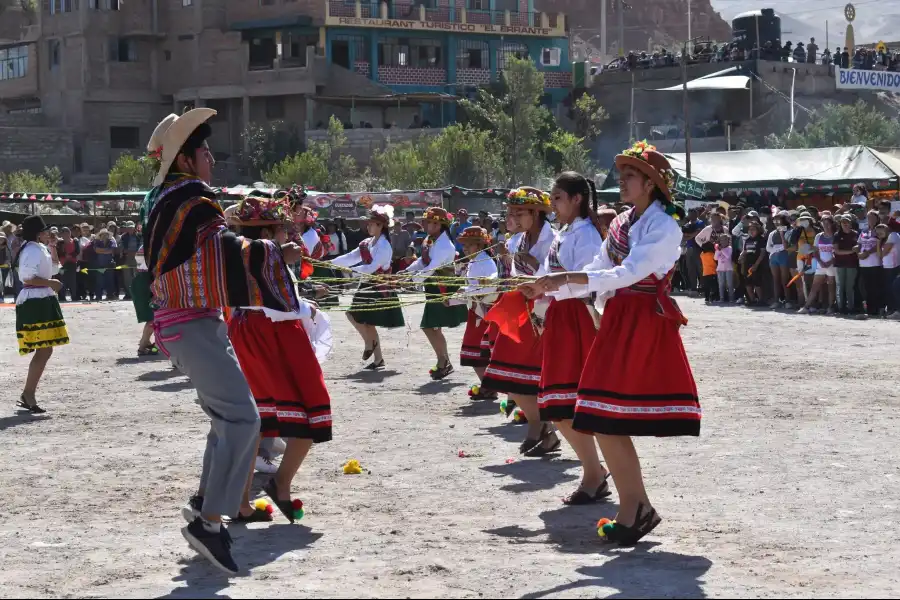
[539,0,732,53]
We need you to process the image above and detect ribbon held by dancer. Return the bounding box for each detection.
[142,108,305,574]
[225,195,333,525]
[330,204,405,371]
[397,207,469,380]
[448,226,499,400]
[533,141,701,546]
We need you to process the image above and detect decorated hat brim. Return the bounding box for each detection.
[504,200,553,212]
[233,218,292,227]
[615,154,673,203]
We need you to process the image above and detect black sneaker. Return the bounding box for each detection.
[181,518,239,574]
[181,494,203,523]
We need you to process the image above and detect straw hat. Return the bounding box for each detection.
[614,140,677,203]
[231,196,292,227]
[457,226,492,246]
[423,207,452,225]
[147,108,217,187]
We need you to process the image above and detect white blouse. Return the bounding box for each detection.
[461,250,499,297]
[538,217,603,301]
[582,201,682,304]
[507,220,555,277]
[301,228,322,257]
[401,231,457,284]
[16,242,56,305]
[330,235,392,275]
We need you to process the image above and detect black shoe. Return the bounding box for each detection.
[181,494,204,523]
[181,518,239,575]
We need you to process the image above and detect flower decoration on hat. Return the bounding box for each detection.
[233,196,292,226]
[368,204,395,228]
[457,226,492,247]
[423,207,452,225]
[506,186,551,210]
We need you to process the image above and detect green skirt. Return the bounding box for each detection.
[348,282,405,328]
[420,279,468,329]
[16,295,69,355]
[130,271,155,323]
[312,264,340,307]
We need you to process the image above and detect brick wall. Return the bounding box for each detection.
[0,126,73,178]
[354,61,371,77]
[378,67,447,86]
[457,68,490,86]
[544,71,572,88]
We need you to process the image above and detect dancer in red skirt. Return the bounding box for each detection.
[227,196,333,524]
[521,172,610,505]
[533,141,700,546]
[482,187,560,455]
[450,227,499,400]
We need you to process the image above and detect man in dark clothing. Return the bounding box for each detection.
[336,217,364,251]
[806,38,818,63]
[841,47,850,68]
[681,208,706,296]
[833,47,842,66]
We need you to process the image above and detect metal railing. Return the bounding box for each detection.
[328,1,559,29]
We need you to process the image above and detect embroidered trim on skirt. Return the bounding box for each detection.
[481,320,542,396]
[348,281,405,328]
[538,298,597,422]
[460,309,490,367]
[16,295,69,355]
[572,291,701,437]
[229,311,333,442]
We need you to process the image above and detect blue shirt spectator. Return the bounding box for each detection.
[449,209,474,252]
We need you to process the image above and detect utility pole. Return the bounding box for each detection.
[618,0,625,57]
[682,35,706,181]
[600,0,607,63]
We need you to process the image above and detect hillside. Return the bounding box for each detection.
[540,0,733,52]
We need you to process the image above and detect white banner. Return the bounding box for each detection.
[836,67,900,91]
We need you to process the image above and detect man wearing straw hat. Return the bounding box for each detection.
[142,108,304,573]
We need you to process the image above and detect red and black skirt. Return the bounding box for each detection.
[481,320,543,396]
[538,298,597,422]
[460,309,490,368]
[228,310,333,443]
[572,290,700,437]
[481,321,499,361]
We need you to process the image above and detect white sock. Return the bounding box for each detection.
[201,518,221,533]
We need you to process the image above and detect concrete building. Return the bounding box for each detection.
[0,0,571,188]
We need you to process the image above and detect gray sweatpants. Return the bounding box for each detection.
[157,317,260,518]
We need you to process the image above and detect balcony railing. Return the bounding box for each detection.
[327,1,566,35]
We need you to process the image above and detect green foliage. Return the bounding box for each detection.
[573,93,608,141]
[107,154,156,191]
[242,120,305,178]
[545,130,596,176]
[263,117,357,191]
[764,100,900,149]
[0,167,62,192]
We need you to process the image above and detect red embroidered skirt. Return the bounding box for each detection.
[481,319,543,396]
[572,290,700,437]
[481,321,499,360]
[538,299,597,422]
[228,311,333,443]
[460,309,490,368]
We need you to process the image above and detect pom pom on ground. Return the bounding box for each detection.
[512,407,527,423]
[253,498,270,511]
[343,459,363,474]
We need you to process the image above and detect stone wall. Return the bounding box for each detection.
[0,126,73,177]
[543,71,572,88]
[306,127,443,166]
[378,66,448,86]
[457,68,491,86]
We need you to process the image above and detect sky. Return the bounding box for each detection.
[709,0,898,45]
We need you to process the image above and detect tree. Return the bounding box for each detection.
[460,57,550,187]
[545,130,596,176]
[107,154,156,191]
[573,93,609,141]
[0,167,62,192]
[242,120,305,179]
[764,100,900,149]
[372,136,442,191]
[262,117,358,191]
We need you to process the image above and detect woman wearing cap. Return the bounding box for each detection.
[451,227,499,400]
[397,207,468,380]
[13,215,69,414]
[534,141,700,545]
[481,188,558,454]
[520,172,611,503]
[226,196,333,524]
[331,204,405,370]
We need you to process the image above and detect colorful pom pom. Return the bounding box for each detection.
[512,407,527,423]
[253,498,270,511]
[294,507,305,520]
[265,504,274,515]
[596,518,612,528]
[291,498,303,510]
[499,398,508,415]
[343,459,363,474]
[598,521,617,538]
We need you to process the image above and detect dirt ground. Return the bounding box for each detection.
[1,296,899,599]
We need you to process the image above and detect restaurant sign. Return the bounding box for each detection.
[327,15,562,37]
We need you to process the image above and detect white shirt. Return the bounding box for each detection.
[766,229,787,255]
[461,250,499,297]
[16,242,56,305]
[858,231,882,267]
[538,217,603,301]
[814,232,834,265]
[331,235,392,276]
[301,228,322,256]
[883,232,900,269]
[401,231,457,284]
[507,221,555,277]
[582,201,682,305]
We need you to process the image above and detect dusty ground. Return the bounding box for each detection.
[0,296,899,599]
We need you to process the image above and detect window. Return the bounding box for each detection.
[110,126,141,149]
[379,38,442,68]
[182,0,193,5]
[457,40,488,69]
[0,45,28,81]
[265,97,285,120]
[282,32,318,67]
[48,40,61,69]
[89,0,119,9]
[497,42,527,71]
[468,0,487,9]
[49,0,75,14]
[540,47,561,67]
[108,37,137,62]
